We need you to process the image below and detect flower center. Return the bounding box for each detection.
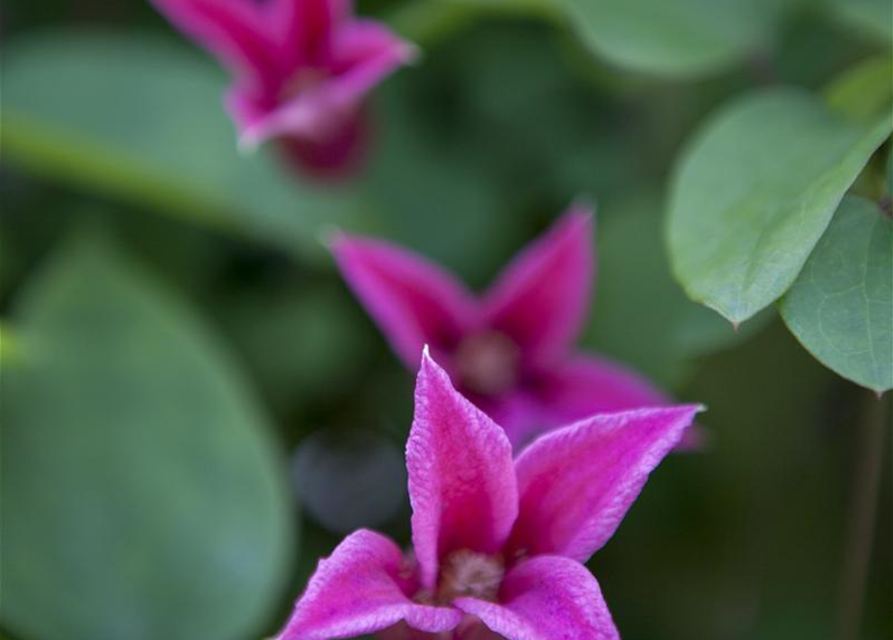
[454,331,520,397]
[437,550,505,604]
[280,68,328,102]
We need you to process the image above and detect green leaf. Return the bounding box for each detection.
[779,196,892,393]
[1,30,368,261]
[1,235,295,640]
[824,56,893,122]
[827,0,893,45]
[560,0,778,78]
[887,145,893,195]
[585,192,771,388]
[668,87,892,324]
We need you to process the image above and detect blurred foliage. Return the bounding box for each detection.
[1,236,294,640]
[1,0,891,639]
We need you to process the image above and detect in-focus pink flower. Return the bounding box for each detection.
[334,204,675,446]
[275,350,702,640]
[148,0,416,177]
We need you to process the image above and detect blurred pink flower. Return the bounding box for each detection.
[275,350,701,640]
[148,0,416,177]
[334,204,677,446]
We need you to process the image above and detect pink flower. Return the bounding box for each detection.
[333,204,674,446]
[148,0,416,177]
[275,350,702,640]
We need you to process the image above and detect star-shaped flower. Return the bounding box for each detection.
[334,204,674,446]
[275,349,701,640]
[149,0,416,176]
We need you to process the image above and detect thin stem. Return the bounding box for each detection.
[835,391,890,640]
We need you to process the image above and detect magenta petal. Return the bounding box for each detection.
[507,405,702,563]
[149,0,280,88]
[272,0,347,66]
[482,205,594,359]
[408,350,519,590]
[240,20,416,147]
[332,236,476,369]
[455,555,619,640]
[534,354,671,426]
[275,529,461,640]
[481,391,544,450]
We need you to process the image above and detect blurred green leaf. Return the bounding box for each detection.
[779,196,892,392]
[824,56,893,122]
[1,30,369,261]
[220,285,372,413]
[1,234,295,640]
[291,429,407,534]
[387,0,559,48]
[668,87,892,324]
[0,321,22,364]
[827,0,893,44]
[560,0,778,78]
[585,192,771,388]
[887,144,893,194]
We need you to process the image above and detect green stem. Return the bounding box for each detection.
[835,391,890,640]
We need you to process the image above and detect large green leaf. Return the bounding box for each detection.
[1,236,295,640]
[779,196,892,392]
[560,0,778,78]
[668,88,892,325]
[585,192,771,388]
[1,30,369,261]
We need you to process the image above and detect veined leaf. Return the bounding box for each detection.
[668,88,892,324]
[780,196,892,393]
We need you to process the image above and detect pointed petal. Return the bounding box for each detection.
[454,555,619,640]
[332,236,476,369]
[149,0,281,87]
[534,354,671,425]
[239,20,416,146]
[272,0,348,66]
[482,205,594,358]
[276,529,461,640]
[507,405,702,563]
[408,351,519,590]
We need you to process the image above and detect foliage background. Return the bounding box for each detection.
[1,1,891,639]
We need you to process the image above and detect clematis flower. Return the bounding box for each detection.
[333,204,675,446]
[148,0,416,177]
[275,350,702,640]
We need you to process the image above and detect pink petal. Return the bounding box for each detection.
[275,529,461,640]
[239,19,416,147]
[506,405,702,563]
[271,0,349,67]
[454,555,619,640]
[332,236,476,369]
[533,354,671,426]
[408,350,519,590]
[479,391,544,450]
[149,0,281,89]
[482,205,594,360]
